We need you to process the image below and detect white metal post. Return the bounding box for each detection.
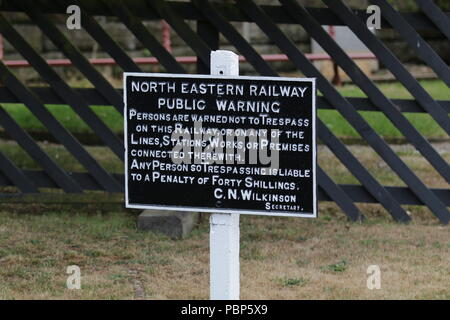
[209,50,240,300]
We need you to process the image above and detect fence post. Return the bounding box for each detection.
[209,50,240,300]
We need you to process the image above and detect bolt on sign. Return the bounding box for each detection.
[124,73,317,218]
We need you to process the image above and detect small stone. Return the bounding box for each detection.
[137,210,198,239]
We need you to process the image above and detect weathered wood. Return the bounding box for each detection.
[0,61,123,193]
[0,0,446,31]
[371,0,450,88]
[237,0,449,224]
[324,0,450,135]
[0,0,448,223]
[285,0,450,185]
[0,13,125,161]
[0,106,83,193]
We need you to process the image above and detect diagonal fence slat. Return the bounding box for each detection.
[0,1,448,222]
[195,0,410,221]
[323,0,450,137]
[193,0,276,77]
[0,1,445,31]
[0,106,83,193]
[317,121,411,222]
[236,0,449,224]
[193,0,408,221]
[195,0,409,221]
[103,0,186,74]
[0,13,125,162]
[317,167,364,221]
[192,1,365,221]
[18,0,124,115]
[0,61,123,192]
[0,151,39,193]
[70,0,142,73]
[282,0,450,184]
[415,0,450,41]
[370,0,450,88]
[196,18,219,74]
[148,0,211,67]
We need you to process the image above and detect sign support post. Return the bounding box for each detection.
[209,50,240,300]
[124,49,316,300]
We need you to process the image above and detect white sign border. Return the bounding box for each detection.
[123,72,317,218]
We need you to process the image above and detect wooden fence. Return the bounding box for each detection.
[0,0,448,223]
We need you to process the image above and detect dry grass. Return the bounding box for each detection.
[0,205,448,300]
[0,140,448,190]
[0,135,448,300]
[317,142,450,188]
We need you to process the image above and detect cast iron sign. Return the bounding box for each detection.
[124,73,316,218]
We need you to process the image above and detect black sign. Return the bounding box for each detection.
[124,73,316,217]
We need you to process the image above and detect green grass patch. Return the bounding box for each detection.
[317,79,449,140]
[326,79,449,99]
[0,209,448,299]
[321,260,348,273]
[1,80,448,141]
[318,110,447,140]
[0,140,122,172]
[279,277,309,287]
[0,104,124,134]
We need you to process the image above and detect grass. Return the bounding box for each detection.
[0,116,447,251]
[317,79,449,141]
[0,207,448,299]
[0,80,448,141]
[321,260,348,273]
[279,277,309,287]
[0,105,124,135]
[331,79,449,99]
[0,139,122,173]
[0,137,448,196]
[0,79,448,299]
